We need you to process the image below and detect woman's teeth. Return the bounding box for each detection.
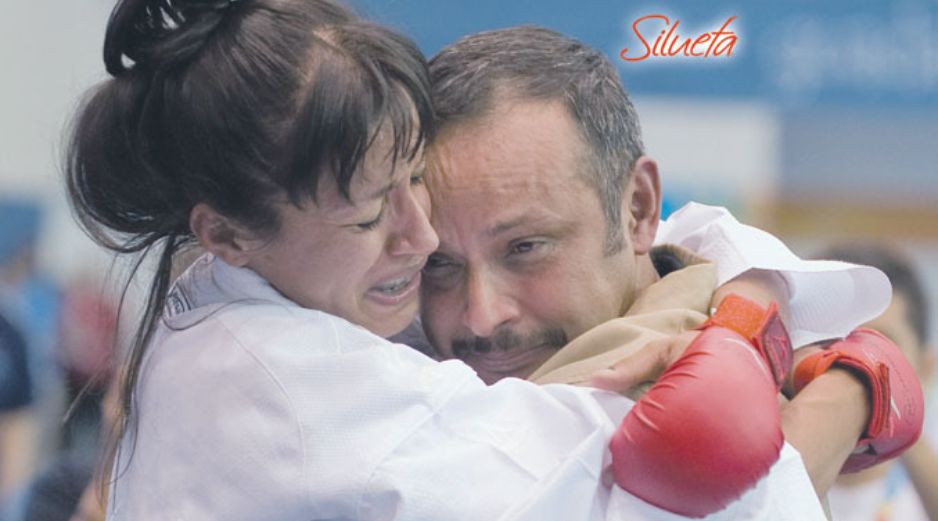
[375,275,411,294]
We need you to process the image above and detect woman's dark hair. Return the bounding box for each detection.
[66,0,435,487]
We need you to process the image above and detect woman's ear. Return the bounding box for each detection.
[623,156,661,255]
[189,203,260,267]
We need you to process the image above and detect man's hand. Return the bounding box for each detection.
[589,268,794,398]
[589,330,701,399]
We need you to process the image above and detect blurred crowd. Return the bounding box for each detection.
[0,198,117,521]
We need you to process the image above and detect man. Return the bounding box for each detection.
[416,25,920,517]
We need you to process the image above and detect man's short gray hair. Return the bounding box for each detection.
[429,26,645,253]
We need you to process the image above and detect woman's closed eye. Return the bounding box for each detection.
[356,203,386,231]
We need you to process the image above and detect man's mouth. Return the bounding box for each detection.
[459,344,560,384]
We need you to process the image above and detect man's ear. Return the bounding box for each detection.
[189,203,261,267]
[623,156,661,255]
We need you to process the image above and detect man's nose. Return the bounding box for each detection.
[462,269,519,339]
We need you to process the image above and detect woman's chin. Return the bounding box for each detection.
[360,271,422,337]
[361,297,420,339]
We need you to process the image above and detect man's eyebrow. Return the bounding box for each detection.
[487,214,578,239]
[488,216,531,237]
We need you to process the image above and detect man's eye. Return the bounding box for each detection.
[506,239,553,267]
[410,173,425,186]
[423,253,462,282]
[424,253,454,270]
[510,240,541,255]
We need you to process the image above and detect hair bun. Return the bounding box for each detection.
[104,0,235,76]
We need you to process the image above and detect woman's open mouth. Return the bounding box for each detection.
[366,269,422,306]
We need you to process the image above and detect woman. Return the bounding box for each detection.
[66,1,882,519]
[68,1,445,517]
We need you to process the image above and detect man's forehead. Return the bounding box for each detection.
[432,203,577,255]
[428,106,586,190]
[428,168,593,249]
[443,97,576,139]
[429,157,564,199]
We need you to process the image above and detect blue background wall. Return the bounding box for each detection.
[353,0,938,109]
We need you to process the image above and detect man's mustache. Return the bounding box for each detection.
[452,328,568,358]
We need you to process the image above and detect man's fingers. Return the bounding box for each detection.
[588,340,669,393]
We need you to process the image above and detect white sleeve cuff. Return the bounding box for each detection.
[656,202,892,347]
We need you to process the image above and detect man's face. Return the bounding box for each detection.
[420,99,641,384]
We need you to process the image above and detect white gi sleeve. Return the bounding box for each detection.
[353,345,827,521]
[655,202,891,347]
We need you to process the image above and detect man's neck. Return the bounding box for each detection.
[628,253,662,310]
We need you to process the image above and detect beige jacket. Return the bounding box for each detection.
[529,245,717,386]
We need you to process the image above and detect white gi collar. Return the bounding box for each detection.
[163,253,295,328]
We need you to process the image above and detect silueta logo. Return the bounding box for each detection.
[619,14,738,62]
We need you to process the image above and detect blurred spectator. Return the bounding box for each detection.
[57,284,116,387]
[0,312,34,501]
[1,198,119,520]
[11,362,120,521]
[3,278,120,521]
[64,370,120,521]
[0,198,65,483]
[819,243,938,521]
[16,452,94,521]
[56,281,117,453]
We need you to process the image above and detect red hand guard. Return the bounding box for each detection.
[793,328,925,473]
[611,294,791,518]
